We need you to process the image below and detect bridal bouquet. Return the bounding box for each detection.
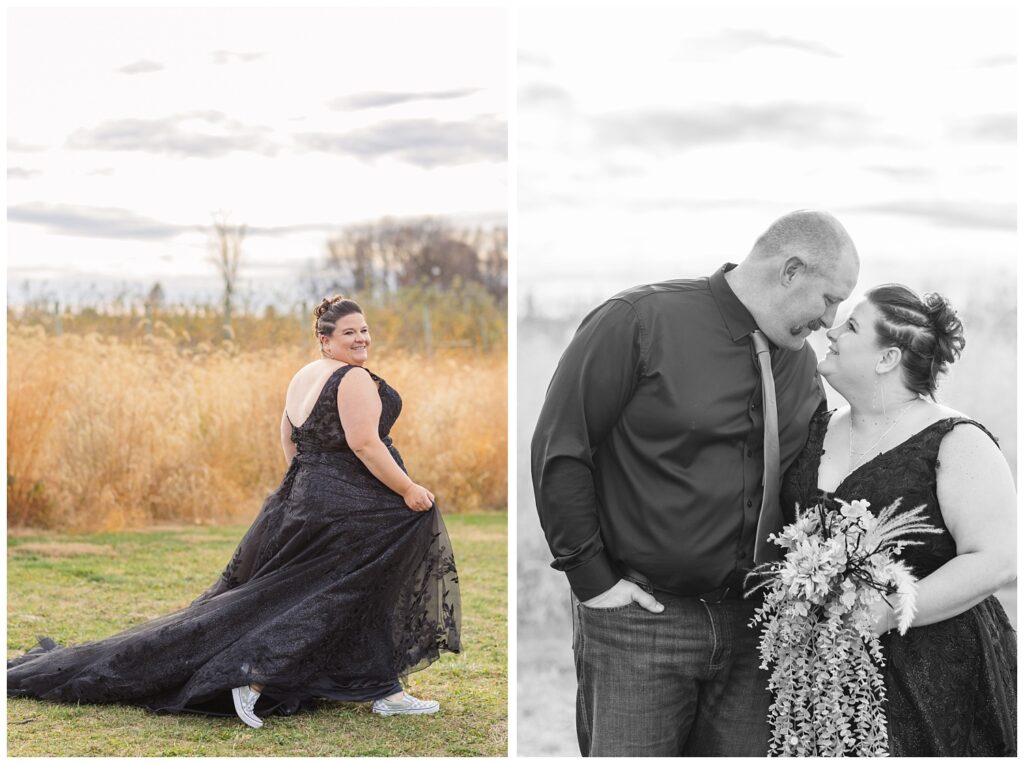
[746,498,941,756]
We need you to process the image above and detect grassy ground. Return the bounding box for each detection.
[7,512,507,757]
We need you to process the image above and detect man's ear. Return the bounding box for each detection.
[782,256,807,287]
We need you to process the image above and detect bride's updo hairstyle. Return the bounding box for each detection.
[866,284,965,400]
[313,295,363,354]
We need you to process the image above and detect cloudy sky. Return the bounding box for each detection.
[518,5,1016,317]
[7,7,506,305]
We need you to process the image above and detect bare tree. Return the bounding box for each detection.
[326,224,377,294]
[207,212,247,336]
[480,224,508,303]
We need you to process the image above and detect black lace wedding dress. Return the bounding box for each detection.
[8,364,461,717]
[781,409,1016,756]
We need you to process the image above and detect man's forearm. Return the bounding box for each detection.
[532,450,619,600]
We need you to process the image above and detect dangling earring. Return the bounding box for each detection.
[870,378,880,413]
[880,382,887,418]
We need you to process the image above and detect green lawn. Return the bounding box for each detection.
[7,513,507,757]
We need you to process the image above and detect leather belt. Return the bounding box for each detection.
[619,565,750,603]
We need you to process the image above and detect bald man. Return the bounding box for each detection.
[532,211,859,756]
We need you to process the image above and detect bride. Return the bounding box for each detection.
[8,296,461,728]
[780,283,1016,756]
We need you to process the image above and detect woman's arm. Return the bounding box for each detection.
[338,368,434,511]
[872,423,1016,634]
[280,411,297,465]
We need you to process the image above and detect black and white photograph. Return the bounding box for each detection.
[518,5,1016,757]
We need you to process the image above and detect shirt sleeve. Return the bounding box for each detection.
[530,298,645,600]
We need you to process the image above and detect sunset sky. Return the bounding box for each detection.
[7,7,506,306]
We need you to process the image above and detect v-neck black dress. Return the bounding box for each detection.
[780,408,1016,756]
[8,364,461,717]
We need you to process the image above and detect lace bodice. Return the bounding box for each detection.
[781,409,997,578]
[289,365,402,455]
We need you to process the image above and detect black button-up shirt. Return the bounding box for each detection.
[531,264,825,600]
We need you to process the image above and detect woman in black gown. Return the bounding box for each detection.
[8,296,461,729]
[780,284,1015,756]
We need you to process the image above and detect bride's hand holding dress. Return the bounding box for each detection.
[336,365,434,512]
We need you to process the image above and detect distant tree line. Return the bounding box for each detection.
[11,214,508,350]
[10,216,507,353]
[316,217,507,305]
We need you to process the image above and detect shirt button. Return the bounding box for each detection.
[750,403,756,409]
[747,449,753,457]
[747,499,753,507]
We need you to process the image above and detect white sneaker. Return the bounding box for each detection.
[371,692,440,717]
[231,685,263,728]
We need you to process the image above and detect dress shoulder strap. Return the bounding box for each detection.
[325,364,382,397]
[934,417,1000,449]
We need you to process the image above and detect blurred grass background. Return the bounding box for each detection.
[7,309,506,531]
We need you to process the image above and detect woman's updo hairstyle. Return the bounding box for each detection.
[313,295,363,350]
[866,284,965,399]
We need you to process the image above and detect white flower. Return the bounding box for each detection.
[773,513,820,549]
[839,498,871,521]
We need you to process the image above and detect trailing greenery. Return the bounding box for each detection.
[747,498,941,756]
[7,513,507,757]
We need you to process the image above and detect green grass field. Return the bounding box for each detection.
[7,513,507,757]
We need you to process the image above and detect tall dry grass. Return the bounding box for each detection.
[7,324,506,531]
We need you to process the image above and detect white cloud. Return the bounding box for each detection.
[116,59,164,75]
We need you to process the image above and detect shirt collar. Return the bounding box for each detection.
[709,263,759,342]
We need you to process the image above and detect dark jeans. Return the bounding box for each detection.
[572,591,770,757]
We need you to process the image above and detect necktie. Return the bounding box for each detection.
[751,330,782,563]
